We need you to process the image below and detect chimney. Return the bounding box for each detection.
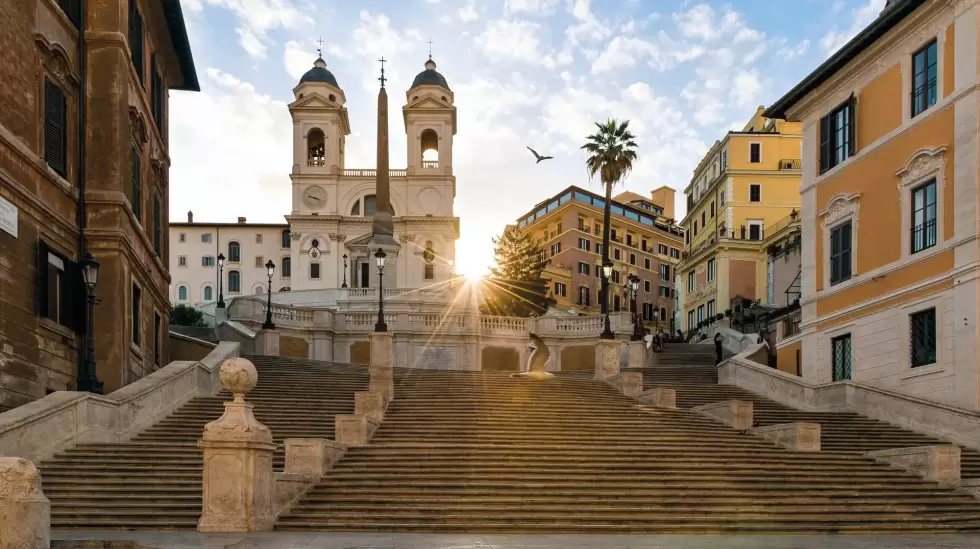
[187,210,193,223]
[238,217,247,224]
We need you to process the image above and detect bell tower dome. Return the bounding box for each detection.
[403,57,456,176]
[289,54,351,176]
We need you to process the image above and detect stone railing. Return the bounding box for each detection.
[0,342,240,463]
[721,344,980,451]
[480,315,527,333]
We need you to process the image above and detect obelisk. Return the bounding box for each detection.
[371,57,398,248]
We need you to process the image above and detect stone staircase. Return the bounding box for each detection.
[39,355,368,530]
[277,367,980,533]
[633,343,980,480]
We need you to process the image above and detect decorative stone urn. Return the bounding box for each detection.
[0,457,50,549]
[198,357,276,532]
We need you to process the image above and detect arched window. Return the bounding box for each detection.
[228,270,241,293]
[281,257,292,278]
[254,285,264,295]
[281,229,291,249]
[178,286,187,301]
[420,129,439,167]
[307,128,325,167]
[423,241,435,280]
[204,286,213,301]
[350,200,360,215]
[228,241,240,262]
[364,195,377,217]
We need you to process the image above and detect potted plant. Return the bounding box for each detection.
[716,313,724,321]
[725,309,732,318]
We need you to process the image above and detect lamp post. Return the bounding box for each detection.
[79,252,104,394]
[374,248,387,332]
[601,260,614,339]
[627,274,641,341]
[263,260,276,330]
[341,253,348,288]
[216,253,225,308]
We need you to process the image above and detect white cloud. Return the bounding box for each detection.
[672,4,766,45]
[731,69,763,108]
[351,11,418,91]
[821,0,886,54]
[592,32,706,74]
[776,38,810,60]
[439,15,453,24]
[571,0,590,21]
[283,40,315,80]
[459,0,479,22]
[504,0,561,15]
[182,0,204,11]
[475,20,555,66]
[236,28,267,59]
[192,0,314,58]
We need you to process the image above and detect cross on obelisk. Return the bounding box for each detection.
[378,57,387,88]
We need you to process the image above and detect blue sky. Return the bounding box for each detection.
[168,0,887,275]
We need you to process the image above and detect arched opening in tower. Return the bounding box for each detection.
[307,128,325,167]
[420,129,439,168]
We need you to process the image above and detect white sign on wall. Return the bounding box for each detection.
[0,196,17,238]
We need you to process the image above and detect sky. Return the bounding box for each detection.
[168,0,888,277]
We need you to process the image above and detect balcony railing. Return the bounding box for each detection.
[307,157,326,167]
[783,310,802,338]
[779,158,802,170]
[342,169,408,177]
[422,160,439,169]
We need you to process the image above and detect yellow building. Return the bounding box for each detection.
[766,0,978,409]
[514,185,684,328]
[677,107,802,333]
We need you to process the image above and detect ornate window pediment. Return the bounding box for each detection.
[896,146,947,259]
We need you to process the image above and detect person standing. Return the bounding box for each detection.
[714,332,724,365]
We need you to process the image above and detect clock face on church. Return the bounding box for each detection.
[303,186,327,209]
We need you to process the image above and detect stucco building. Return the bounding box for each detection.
[766,0,980,409]
[676,107,803,333]
[0,0,197,411]
[515,185,683,330]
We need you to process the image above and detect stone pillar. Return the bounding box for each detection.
[595,339,621,380]
[0,457,49,549]
[627,340,645,368]
[284,438,347,476]
[865,445,961,484]
[638,387,676,408]
[369,332,395,403]
[355,391,386,422]
[256,329,280,356]
[750,423,821,452]
[198,358,277,533]
[693,400,753,430]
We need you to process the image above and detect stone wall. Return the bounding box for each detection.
[481,346,520,372]
[560,345,595,371]
[169,333,215,362]
[349,341,371,365]
[279,335,309,358]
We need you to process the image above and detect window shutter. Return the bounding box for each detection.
[818,113,831,174]
[44,79,67,177]
[847,94,857,157]
[63,258,87,334]
[37,241,50,317]
[131,147,141,221]
[842,223,853,279]
[153,195,161,254]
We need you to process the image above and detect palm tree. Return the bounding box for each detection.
[582,119,639,339]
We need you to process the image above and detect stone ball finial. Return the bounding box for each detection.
[219,357,258,401]
[0,457,43,499]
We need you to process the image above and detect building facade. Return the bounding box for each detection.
[515,185,684,330]
[677,107,803,333]
[766,0,980,409]
[0,0,197,410]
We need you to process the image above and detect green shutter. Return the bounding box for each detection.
[44,79,67,177]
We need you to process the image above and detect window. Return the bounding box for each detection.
[644,280,651,292]
[629,253,636,265]
[659,285,671,298]
[424,263,435,280]
[150,55,165,134]
[550,243,561,256]
[281,257,291,278]
[363,195,377,217]
[911,180,937,254]
[152,195,161,254]
[256,234,263,244]
[201,233,212,243]
[658,244,668,255]
[130,147,141,221]
[697,305,704,325]
[721,151,727,169]
[829,221,853,285]
[626,234,633,246]
[748,222,762,241]
[44,78,67,177]
[132,283,141,346]
[643,303,653,321]
[660,307,667,322]
[660,264,670,282]
[701,211,706,227]
[688,271,695,292]
[578,262,590,275]
[228,270,241,292]
[749,184,761,203]
[750,143,761,163]
[179,233,186,243]
[57,0,81,27]
[177,285,187,301]
[710,201,715,218]
[255,256,264,268]
[128,0,144,83]
[831,334,852,381]
[688,310,695,331]
[578,286,590,306]
[693,221,698,236]
[910,308,937,368]
[613,294,621,312]
[641,239,648,251]
[310,263,321,280]
[228,242,240,263]
[911,40,938,118]
[281,230,291,248]
[578,238,590,251]
[204,286,213,301]
[38,244,83,332]
[644,258,651,270]
[707,300,715,319]
[613,248,621,261]
[154,312,161,365]
[670,248,680,259]
[178,256,187,267]
[707,259,715,282]
[820,97,856,173]
[596,243,604,256]
[611,270,621,284]
[720,191,726,205]
[554,282,566,297]
[202,256,215,267]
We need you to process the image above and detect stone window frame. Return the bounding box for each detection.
[900,294,945,378]
[748,141,762,164]
[900,28,945,124]
[895,146,947,261]
[818,193,861,291]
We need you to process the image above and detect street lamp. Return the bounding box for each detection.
[374,248,387,332]
[341,254,348,288]
[263,260,276,330]
[216,253,226,308]
[600,260,614,339]
[628,274,642,341]
[79,252,104,394]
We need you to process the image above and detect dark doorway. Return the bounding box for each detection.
[359,262,370,288]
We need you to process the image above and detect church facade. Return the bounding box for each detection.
[169,56,460,304]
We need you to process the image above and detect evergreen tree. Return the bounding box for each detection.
[170,304,207,327]
[481,225,554,317]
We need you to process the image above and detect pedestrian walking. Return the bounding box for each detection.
[714,332,724,365]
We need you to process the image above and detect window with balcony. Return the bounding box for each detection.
[820,96,856,173]
[911,40,938,118]
[911,180,937,254]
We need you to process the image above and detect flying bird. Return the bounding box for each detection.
[527,147,554,164]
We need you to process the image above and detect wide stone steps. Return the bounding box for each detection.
[40,355,368,531]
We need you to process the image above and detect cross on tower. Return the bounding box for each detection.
[427,38,434,59]
[316,37,324,58]
[378,57,387,88]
